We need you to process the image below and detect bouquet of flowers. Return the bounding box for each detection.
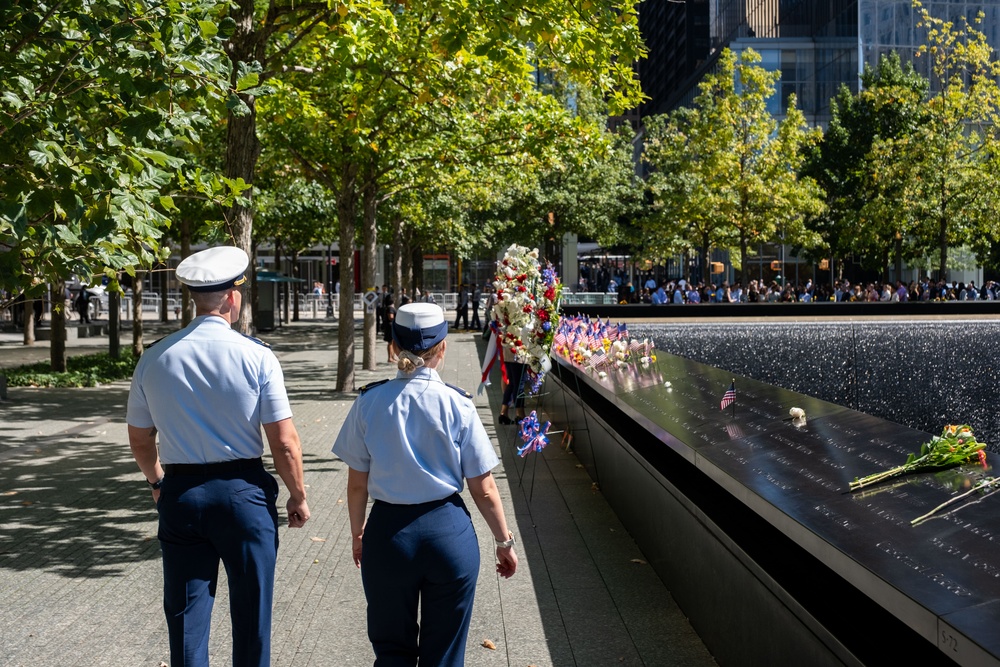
[551,315,656,374]
[490,244,562,394]
[517,410,551,458]
[849,424,987,492]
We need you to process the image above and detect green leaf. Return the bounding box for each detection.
[1,91,24,110]
[159,195,179,211]
[198,20,219,38]
[226,93,250,116]
[236,71,260,92]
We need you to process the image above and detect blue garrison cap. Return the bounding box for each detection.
[392,302,448,352]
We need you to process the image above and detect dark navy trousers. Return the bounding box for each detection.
[361,495,480,666]
[157,467,280,667]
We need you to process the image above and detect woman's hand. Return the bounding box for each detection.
[352,534,363,568]
[495,545,517,578]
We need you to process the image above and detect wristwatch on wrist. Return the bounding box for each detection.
[495,532,515,548]
[146,477,164,490]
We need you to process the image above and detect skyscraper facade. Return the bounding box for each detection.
[638,1,1000,126]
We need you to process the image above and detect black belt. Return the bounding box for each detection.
[163,457,263,476]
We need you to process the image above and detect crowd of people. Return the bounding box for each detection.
[579,269,999,305]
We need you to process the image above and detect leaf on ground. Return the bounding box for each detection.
[1,491,17,496]
[481,639,496,650]
[631,558,647,565]
[337,498,343,504]
[591,482,600,492]
[21,501,33,506]
[310,536,327,542]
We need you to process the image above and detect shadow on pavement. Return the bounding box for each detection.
[0,431,161,577]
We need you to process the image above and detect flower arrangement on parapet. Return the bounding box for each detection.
[551,315,656,377]
[489,244,562,395]
[849,425,988,492]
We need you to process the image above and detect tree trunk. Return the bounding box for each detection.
[250,242,258,332]
[336,163,359,392]
[23,298,35,346]
[894,233,903,284]
[109,290,120,359]
[50,282,66,372]
[700,235,711,287]
[224,0,263,335]
[180,219,192,327]
[401,233,413,300]
[411,245,421,297]
[361,181,378,372]
[132,271,144,357]
[291,248,301,322]
[159,263,169,323]
[392,219,404,298]
[739,235,749,288]
[938,214,948,282]
[275,236,285,324]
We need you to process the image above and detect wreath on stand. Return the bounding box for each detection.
[478,244,562,396]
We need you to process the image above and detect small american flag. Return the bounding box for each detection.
[553,328,568,348]
[720,382,736,411]
[589,350,606,370]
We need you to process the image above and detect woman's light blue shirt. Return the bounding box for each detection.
[332,367,499,504]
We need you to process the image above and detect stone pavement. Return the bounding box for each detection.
[0,319,716,667]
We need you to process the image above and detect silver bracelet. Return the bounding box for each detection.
[495,532,515,548]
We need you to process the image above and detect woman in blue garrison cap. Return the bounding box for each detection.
[332,302,517,666]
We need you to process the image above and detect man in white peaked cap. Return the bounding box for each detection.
[126,245,310,667]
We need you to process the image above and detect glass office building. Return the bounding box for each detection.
[639,1,1000,126]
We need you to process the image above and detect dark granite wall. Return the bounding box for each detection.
[630,321,1000,451]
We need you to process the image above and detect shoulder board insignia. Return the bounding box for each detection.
[445,382,472,399]
[241,333,271,348]
[359,378,391,395]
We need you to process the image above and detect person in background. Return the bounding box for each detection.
[454,283,470,330]
[333,303,517,666]
[470,283,482,330]
[383,295,398,363]
[75,286,91,324]
[126,246,309,667]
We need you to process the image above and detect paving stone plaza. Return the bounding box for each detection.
[0,319,715,667]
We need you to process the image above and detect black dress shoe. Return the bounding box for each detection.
[498,414,514,425]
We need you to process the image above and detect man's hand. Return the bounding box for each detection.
[287,497,310,528]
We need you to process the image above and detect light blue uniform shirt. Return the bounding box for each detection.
[332,367,499,505]
[126,315,292,464]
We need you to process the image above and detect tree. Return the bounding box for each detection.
[263,0,646,391]
[642,49,822,286]
[886,3,1000,280]
[0,0,238,369]
[483,87,645,267]
[803,52,930,283]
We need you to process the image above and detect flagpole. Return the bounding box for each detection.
[731,379,736,418]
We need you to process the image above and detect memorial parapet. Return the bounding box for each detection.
[547,352,1000,667]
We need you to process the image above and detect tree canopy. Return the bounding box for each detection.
[0,0,243,305]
